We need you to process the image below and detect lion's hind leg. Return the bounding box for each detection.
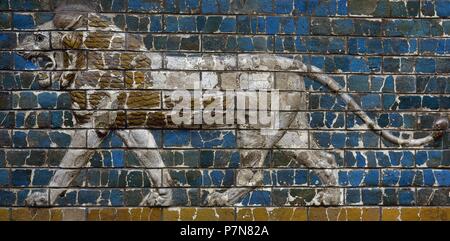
[25,129,107,206]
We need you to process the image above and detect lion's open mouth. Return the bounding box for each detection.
[19,52,56,70]
[18,52,56,87]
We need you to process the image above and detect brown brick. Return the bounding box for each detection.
[61,208,86,221]
[382,208,400,221]
[400,208,420,221]
[419,208,440,221]
[50,209,63,221]
[132,208,161,221]
[0,208,10,221]
[236,208,269,221]
[361,208,379,221]
[163,208,181,221]
[309,207,328,221]
[87,208,161,221]
[195,208,234,221]
[439,208,450,221]
[11,208,50,221]
[269,208,307,221]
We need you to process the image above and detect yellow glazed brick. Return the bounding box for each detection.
[179,208,197,221]
[419,208,440,221]
[49,209,63,221]
[88,208,161,221]
[308,207,328,221]
[269,208,307,221]
[0,208,10,221]
[11,208,51,221]
[163,208,182,221]
[361,208,379,221]
[382,208,400,221]
[439,208,450,221]
[194,208,234,221]
[133,208,161,221]
[400,208,420,221]
[61,208,86,221]
[236,208,269,221]
[291,208,308,221]
[236,208,253,221]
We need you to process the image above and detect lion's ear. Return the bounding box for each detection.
[53,13,87,30]
[65,15,84,30]
[62,32,83,49]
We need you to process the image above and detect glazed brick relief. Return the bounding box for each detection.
[0,0,449,220]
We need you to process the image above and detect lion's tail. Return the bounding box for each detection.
[294,61,448,147]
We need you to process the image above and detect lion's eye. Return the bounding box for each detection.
[34,34,45,42]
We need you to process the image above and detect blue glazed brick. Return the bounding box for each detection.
[49,131,71,148]
[275,0,294,14]
[340,170,379,187]
[55,190,77,206]
[0,190,15,206]
[38,92,58,109]
[0,169,9,186]
[436,58,450,73]
[0,33,16,49]
[28,130,51,148]
[398,96,421,110]
[382,188,398,205]
[0,92,11,109]
[126,170,143,187]
[13,13,35,29]
[384,19,432,37]
[361,189,382,205]
[361,94,381,109]
[0,52,13,70]
[12,131,27,148]
[202,0,230,13]
[0,13,11,29]
[202,170,234,187]
[32,169,53,186]
[309,170,323,186]
[395,76,416,93]
[345,189,361,204]
[434,170,450,186]
[164,130,190,147]
[128,0,163,12]
[11,169,31,187]
[78,190,101,205]
[436,0,450,17]
[416,58,436,73]
[112,150,125,168]
[398,189,415,205]
[18,92,38,109]
[109,189,124,206]
[416,150,444,167]
[337,0,347,15]
[240,190,271,206]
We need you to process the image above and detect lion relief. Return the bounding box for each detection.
[17,4,448,207]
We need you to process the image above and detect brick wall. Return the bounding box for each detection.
[0,0,449,221]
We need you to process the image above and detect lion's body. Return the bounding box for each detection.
[20,9,343,207]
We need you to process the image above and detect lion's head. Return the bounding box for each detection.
[17,3,91,87]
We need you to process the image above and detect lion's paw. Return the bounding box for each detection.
[25,192,49,207]
[140,189,172,206]
[309,189,342,206]
[204,192,230,206]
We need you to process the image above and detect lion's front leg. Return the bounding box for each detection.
[116,129,173,206]
[25,129,106,207]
